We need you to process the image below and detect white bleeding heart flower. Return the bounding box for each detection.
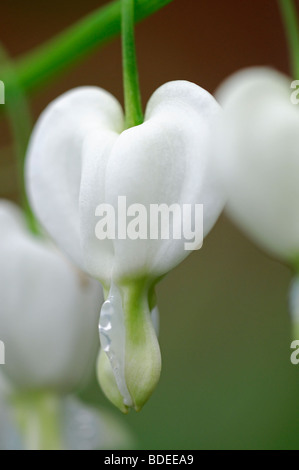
[215,67,299,264]
[0,200,102,392]
[26,81,224,411]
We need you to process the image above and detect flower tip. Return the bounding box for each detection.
[97,338,161,413]
[96,350,129,414]
[98,282,161,412]
[125,337,162,413]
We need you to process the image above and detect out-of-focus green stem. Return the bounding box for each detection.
[122,0,144,128]
[2,0,173,99]
[0,45,39,234]
[12,392,62,450]
[278,0,299,78]
[293,321,299,340]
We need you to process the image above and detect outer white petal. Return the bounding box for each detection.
[79,129,118,284]
[0,201,102,391]
[216,67,299,261]
[26,87,124,272]
[105,80,223,280]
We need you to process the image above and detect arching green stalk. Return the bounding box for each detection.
[0,45,39,234]
[12,392,62,450]
[122,0,144,128]
[278,0,299,78]
[2,0,173,100]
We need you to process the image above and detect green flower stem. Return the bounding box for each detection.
[0,45,39,234]
[293,321,299,340]
[278,0,299,78]
[98,278,161,413]
[2,0,173,101]
[122,0,144,128]
[121,279,161,411]
[12,391,63,450]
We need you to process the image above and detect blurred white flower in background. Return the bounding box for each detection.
[62,397,133,450]
[214,67,299,336]
[0,200,134,449]
[0,199,102,391]
[215,67,299,262]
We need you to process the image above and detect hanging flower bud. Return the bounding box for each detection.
[215,67,299,263]
[0,200,102,392]
[26,81,224,410]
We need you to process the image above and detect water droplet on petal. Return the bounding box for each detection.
[98,283,133,408]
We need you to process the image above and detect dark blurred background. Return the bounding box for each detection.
[0,0,298,450]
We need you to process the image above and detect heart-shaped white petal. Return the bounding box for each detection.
[0,200,102,392]
[215,67,299,261]
[26,81,224,284]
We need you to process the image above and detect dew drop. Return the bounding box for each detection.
[99,283,159,408]
[98,283,133,407]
